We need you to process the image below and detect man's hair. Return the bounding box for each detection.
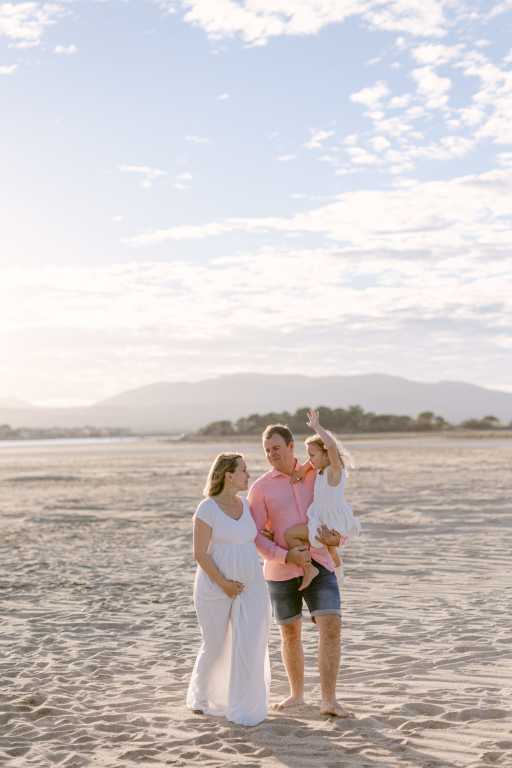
[262,423,294,445]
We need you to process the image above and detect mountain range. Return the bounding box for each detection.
[1,374,511,432]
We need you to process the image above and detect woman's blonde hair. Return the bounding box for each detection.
[305,433,354,472]
[203,452,243,497]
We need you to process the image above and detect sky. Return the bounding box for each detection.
[1,0,511,406]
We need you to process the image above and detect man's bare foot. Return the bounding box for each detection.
[298,563,319,591]
[320,701,353,718]
[272,695,305,711]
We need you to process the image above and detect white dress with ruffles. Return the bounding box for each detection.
[307,469,361,548]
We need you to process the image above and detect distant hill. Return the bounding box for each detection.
[1,374,511,431]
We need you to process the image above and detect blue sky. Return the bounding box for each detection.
[1,0,511,406]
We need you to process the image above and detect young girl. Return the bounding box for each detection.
[286,409,361,590]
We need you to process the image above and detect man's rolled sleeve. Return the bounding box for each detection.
[248,482,288,565]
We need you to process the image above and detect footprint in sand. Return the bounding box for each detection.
[18,693,47,708]
[398,718,453,732]
[478,751,506,764]
[444,708,508,722]
[252,747,273,757]
[400,702,445,717]
[495,741,512,749]
[191,733,219,747]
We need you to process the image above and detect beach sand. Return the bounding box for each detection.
[0,437,511,768]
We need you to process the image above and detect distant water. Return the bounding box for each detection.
[0,436,140,449]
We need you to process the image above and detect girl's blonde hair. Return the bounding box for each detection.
[203,453,243,497]
[305,433,354,472]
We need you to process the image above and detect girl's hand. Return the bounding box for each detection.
[316,525,347,548]
[306,408,321,431]
[290,461,311,484]
[260,528,274,541]
[222,579,245,599]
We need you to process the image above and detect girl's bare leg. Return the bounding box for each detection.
[285,524,319,591]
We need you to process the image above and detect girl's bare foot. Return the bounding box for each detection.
[320,700,353,717]
[298,563,319,591]
[272,695,305,711]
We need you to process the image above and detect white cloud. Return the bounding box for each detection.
[412,66,451,108]
[370,114,412,137]
[185,134,210,144]
[0,63,17,74]
[217,92,230,100]
[488,1,512,19]
[9,39,38,49]
[118,164,168,189]
[411,43,462,66]
[404,105,425,120]
[125,221,254,245]
[370,136,391,151]
[457,51,512,145]
[0,2,64,43]
[351,80,389,109]
[174,171,192,190]
[126,169,512,257]
[389,94,412,109]
[412,135,475,160]
[318,153,338,165]
[304,129,335,149]
[365,0,450,39]
[54,43,77,55]
[4,240,510,403]
[277,154,296,162]
[157,1,452,47]
[346,146,380,166]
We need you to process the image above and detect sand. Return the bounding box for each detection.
[0,436,511,768]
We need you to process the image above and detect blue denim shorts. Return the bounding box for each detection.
[267,561,341,625]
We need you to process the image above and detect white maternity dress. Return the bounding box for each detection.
[186,497,271,726]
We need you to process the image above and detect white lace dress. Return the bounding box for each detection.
[186,497,271,726]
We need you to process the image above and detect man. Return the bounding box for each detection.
[248,423,351,717]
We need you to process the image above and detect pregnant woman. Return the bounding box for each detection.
[186,453,271,726]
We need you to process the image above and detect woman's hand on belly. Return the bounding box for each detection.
[221,579,245,599]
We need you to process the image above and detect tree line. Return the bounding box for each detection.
[197,406,509,436]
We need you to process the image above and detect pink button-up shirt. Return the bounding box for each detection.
[248,464,334,581]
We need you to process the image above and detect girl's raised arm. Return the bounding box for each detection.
[306,409,343,483]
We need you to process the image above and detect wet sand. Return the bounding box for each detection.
[1,437,511,768]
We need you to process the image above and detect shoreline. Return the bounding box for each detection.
[177,429,512,443]
[1,429,511,447]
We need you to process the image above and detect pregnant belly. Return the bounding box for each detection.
[211,542,262,583]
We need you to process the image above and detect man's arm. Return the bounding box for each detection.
[247,481,288,564]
